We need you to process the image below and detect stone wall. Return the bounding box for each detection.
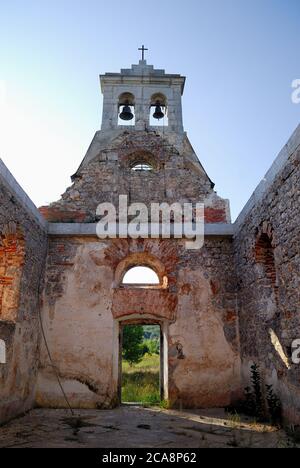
[37,236,240,409]
[39,130,230,224]
[0,160,48,424]
[234,125,300,423]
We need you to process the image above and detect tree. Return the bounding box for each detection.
[143,325,160,340]
[143,338,160,355]
[142,325,160,355]
[250,363,265,421]
[122,325,145,365]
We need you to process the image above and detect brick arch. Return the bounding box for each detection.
[115,131,179,167]
[118,92,135,106]
[255,221,276,247]
[0,222,25,322]
[112,250,177,322]
[104,239,180,290]
[114,252,168,289]
[150,92,168,107]
[119,150,161,171]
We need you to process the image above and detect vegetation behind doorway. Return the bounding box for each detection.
[121,324,161,404]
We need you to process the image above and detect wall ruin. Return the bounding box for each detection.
[0,161,48,424]
[36,236,240,409]
[0,111,299,426]
[234,125,300,423]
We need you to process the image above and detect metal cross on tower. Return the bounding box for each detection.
[138,45,148,61]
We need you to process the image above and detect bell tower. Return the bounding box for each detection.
[43,52,230,229]
[100,53,186,134]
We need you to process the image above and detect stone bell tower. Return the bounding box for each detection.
[40,53,231,224]
[100,58,185,133]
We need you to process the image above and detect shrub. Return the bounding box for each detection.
[266,384,282,426]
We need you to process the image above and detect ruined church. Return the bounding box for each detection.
[0,57,299,425]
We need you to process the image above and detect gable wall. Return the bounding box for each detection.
[39,131,230,224]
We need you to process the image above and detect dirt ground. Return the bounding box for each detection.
[0,406,295,448]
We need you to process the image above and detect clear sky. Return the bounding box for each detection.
[0,0,299,220]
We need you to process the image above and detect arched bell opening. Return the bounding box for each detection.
[118,92,136,126]
[149,93,168,127]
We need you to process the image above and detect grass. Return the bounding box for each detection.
[122,353,160,405]
[228,411,242,426]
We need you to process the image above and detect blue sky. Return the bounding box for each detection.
[0,0,299,220]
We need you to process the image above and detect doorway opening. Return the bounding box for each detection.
[120,323,162,405]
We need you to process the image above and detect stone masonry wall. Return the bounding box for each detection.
[39,130,230,224]
[0,161,48,424]
[234,127,300,423]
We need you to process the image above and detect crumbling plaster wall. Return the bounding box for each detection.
[0,161,48,425]
[234,125,300,423]
[37,236,240,409]
[36,237,116,409]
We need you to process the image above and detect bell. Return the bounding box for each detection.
[119,102,134,121]
[153,102,164,120]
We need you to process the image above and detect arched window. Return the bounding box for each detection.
[131,162,153,172]
[115,253,168,290]
[122,266,160,285]
[255,233,277,287]
[255,225,278,304]
[121,151,158,172]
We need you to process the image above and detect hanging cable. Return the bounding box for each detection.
[37,266,75,416]
[162,110,167,198]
